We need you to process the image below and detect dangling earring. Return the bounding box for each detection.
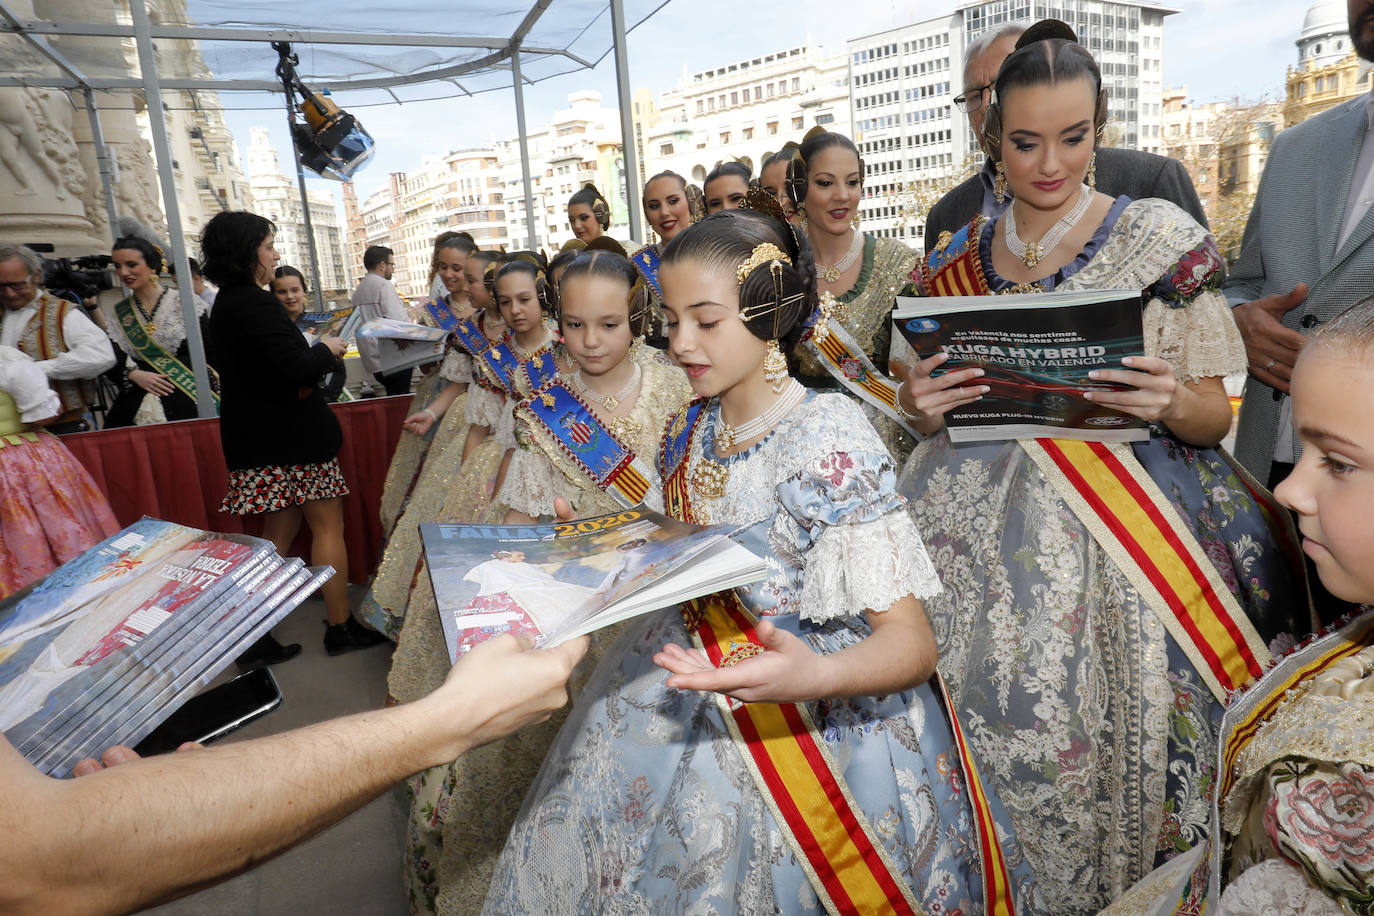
[763,339,789,393]
[1086,152,1097,190]
[851,207,862,230]
[994,160,1009,205]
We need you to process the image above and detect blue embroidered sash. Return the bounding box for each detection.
[630,246,663,300]
[519,382,654,507]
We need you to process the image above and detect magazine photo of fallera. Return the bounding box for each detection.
[894,288,1149,442]
[421,508,766,662]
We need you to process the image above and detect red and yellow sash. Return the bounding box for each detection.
[660,401,1013,915]
[1023,439,1271,701]
[804,320,919,438]
[922,223,1272,702]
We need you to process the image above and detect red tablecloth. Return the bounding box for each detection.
[62,396,413,584]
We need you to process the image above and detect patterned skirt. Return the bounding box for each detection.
[219,458,350,516]
[0,432,120,598]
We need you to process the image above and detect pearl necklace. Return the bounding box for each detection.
[714,379,806,452]
[573,361,641,413]
[815,230,864,283]
[1003,183,1093,270]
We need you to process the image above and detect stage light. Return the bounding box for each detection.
[274,42,375,181]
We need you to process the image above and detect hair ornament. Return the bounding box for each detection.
[735,242,791,286]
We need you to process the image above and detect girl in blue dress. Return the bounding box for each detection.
[483,207,1042,914]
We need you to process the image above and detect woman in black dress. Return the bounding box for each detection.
[104,236,214,427]
[202,211,385,656]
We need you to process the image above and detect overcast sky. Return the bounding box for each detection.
[220,0,1321,207]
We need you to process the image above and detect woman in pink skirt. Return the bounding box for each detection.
[0,346,119,598]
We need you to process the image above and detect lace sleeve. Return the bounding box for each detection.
[889,326,916,369]
[439,348,472,383]
[465,384,503,427]
[1143,288,1247,383]
[800,509,942,623]
[497,446,570,517]
[1217,859,1346,916]
[776,435,942,623]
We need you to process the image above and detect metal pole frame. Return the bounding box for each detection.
[510,44,539,251]
[275,43,328,313]
[81,88,119,240]
[609,0,642,242]
[129,0,215,420]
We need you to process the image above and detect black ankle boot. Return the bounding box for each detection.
[236,631,302,669]
[323,617,388,656]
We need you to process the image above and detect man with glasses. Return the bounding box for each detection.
[925,21,1207,254]
[350,245,413,397]
[0,245,116,433]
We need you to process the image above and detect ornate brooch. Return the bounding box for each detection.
[690,457,729,501]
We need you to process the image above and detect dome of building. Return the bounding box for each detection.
[1299,0,1350,67]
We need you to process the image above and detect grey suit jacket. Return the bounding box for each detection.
[1228,95,1374,482]
[923,146,1208,253]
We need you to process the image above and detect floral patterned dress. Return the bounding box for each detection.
[394,346,692,916]
[482,392,1044,915]
[894,197,1308,914]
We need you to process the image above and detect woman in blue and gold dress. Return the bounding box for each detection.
[892,26,1306,914]
[483,208,1042,914]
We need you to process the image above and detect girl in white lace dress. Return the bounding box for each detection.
[483,208,1041,914]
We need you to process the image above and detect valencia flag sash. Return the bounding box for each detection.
[474,338,558,398]
[424,298,462,332]
[919,217,993,299]
[450,313,490,358]
[659,401,1014,915]
[801,319,919,439]
[113,295,220,410]
[517,381,654,508]
[1022,439,1271,701]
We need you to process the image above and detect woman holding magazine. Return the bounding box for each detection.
[203,210,384,658]
[390,248,692,915]
[482,206,1043,914]
[891,23,1306,913]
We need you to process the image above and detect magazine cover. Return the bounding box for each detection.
[297,303,362,345]
[421,508,765,662]
[0,522,276,756]
[356,317,448,373]
[893,289,1149,442]
[23,556,290,770]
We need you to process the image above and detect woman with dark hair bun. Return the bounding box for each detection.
[104,235,215,427]
[567,184,612,243]
[484,206,1039,914]
[703,160,751,213]
[758,144,799,222]
[785,127,920,462]
[204,210,386,658]
[895,23,1304,913]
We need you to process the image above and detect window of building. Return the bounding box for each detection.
[767,120,778,135]
[743,127,754,139]
[766,83,775,98]
[730,91,738,105]
[817,113,834,126]
[791,116,804,130]
[720,131,730,145]
[696,100,704,114]
[660,142,674,156]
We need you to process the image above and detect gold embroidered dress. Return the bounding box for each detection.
[797,234,917,461]
[392,347,690,916]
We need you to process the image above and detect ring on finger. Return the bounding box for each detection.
[1263,358,1276,372]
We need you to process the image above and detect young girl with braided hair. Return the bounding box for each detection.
[482,207,1042,914]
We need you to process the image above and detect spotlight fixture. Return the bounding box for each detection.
[274,42,374,181]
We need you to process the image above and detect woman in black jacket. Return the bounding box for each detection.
[202,211,385,656]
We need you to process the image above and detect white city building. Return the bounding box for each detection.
[496,90,634,252]
[244,127,349,293]
[638,45,851,198]
[848,0,1177,248]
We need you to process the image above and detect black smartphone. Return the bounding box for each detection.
[134,667,282,756]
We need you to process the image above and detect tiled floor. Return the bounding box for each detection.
[143,589,410,916]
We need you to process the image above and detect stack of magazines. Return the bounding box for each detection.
[296,302,363,346]
[355,317,449,374]
[0,519,332,776]
[421,508,767,662]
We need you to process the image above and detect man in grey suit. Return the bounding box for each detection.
[924,21,1207,253]
[1229,0,1374,491]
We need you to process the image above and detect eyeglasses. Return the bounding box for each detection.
[0,281,35,293]
[953,83,993,114]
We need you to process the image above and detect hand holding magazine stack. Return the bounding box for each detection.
[0,519,332,777]
[421,508,767,662]
[894,288,1149,442]
[355,317,449,374]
